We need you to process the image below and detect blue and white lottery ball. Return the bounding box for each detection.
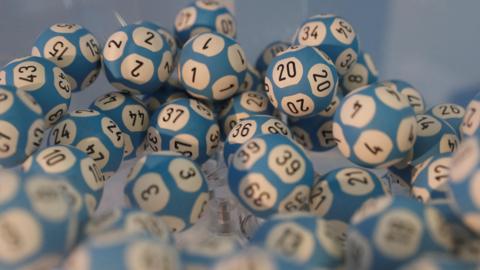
[255,41,290,77]
[447,134,480,235]
[265,45,338,118]
[380,80,426,115]
[143,78,189,113]
[346,196,453,270]
[178,32,247,101]
[174,0,236,46]
[84,207,172,244]
[341,51,379,94]
[146,98,220,164]
[213,246,299,270]
[218,90,274,136]
[21,145,106,221]
[124,151,210,232]
[90,92,149,160]
[1,56,72,126]
[64,233,181,270]
[411,152,452,203]
[289,90,342,152]
[410,114,459,164]
[293,14,359,75]
[427,103,465,139]
[250,214,343,268]
[137,20,178,58]
[180,236,239,269]
[32,23,101,92]
[239,64,263,93]
[48,109,124,178]
[333,83,417,168]
[103,23,174,95]
[0,86,45,168]
[0,171,78,269]
[461,91,480,137]
[223,115,292,165]
[310,167,387,223]
[228,134,314,218]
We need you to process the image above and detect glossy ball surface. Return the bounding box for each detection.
[341,51,379,94]
[103,23,174,95]
[178,32,247,101]
[426,103,465,138]
[447,134,480,235]
[380,80,426,115]
[0,86,45,168]
[292,14,359,75]
[228,134,315,218]
[142,78,188,113]
[90,92,150,160]
[146,98,220,164]
[174,0,236,45]
[250,214,344,268]
[290,91,342,152]
[137,20,178,58]
[21,145,106,222]
[255,41,290,76]
[223,115,292,165]
[346,196,453,270]
[411,152,452,203]
[0,171,77,269]
[265,45,338,118]
[1,56,72,126]
[461,91,480,137]
[124,151,209,232]
[309,167,387,223]
[48,109,124,177]
[333,83,417,168]
[32,23,101,92]
[218,90,274,136]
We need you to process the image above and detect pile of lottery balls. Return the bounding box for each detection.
[0,0,479,269]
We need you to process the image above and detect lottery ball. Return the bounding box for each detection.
[1,56,72,126]
[461,91,480,137]
[223,115,292,165]
[180,236,239,269]
[64,233,181,270]
[174,0,236,46]
[250,214,343,268]
[84,207,172,244]
[0,86,45,168]
[136,20,178,58]
[218,90,274,136]
[289,90,342,152]
[427,103,465,139]
[411,114,459,164]
[239,64,263,93]
[265,45,338,118]
[255,41,290,76]
[32,23,101,92]
[400,254,476,270]
[447,134,480,235]
[178,32,247,101]
[341,51,379,94]
[124,151,210,232]
[21,145,106,222]
[143,78,189,113]
[411,152,452,203]
[310,167,387,223]
[228,134,315,218]
[213,246,300,270]
[333,83,417,168]
[0,171,78,269]
[90,92,150,160]
[146,98,220,164]
[346,196,453,270]
[380,80,426,114]
[48,109,124,178]
[292,14,359,75]
[103,23,174,95]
